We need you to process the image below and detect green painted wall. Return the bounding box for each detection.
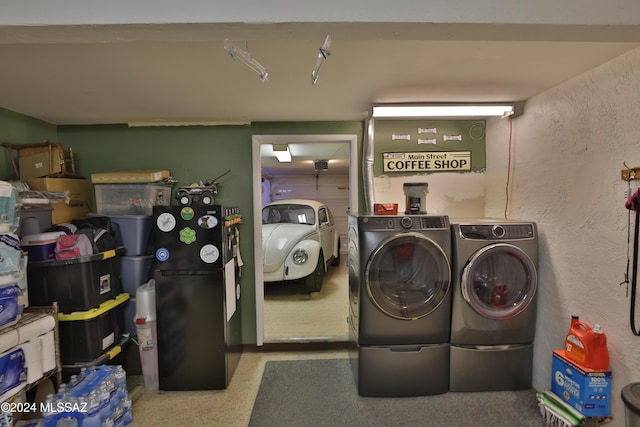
[57,121,365,344]
[0,108,58,180]
[373,119,486,176]
[0,115,364,345]
[58,123,259,342]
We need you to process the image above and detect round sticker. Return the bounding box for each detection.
[180,206,195,220]
[155,248,170,262]
[157,212,176,232]
[198,215,218,229]
[200,244,220,264]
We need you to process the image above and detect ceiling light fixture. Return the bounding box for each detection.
[311,35,331,85]
[272,144,292,162]
[224,39,269,83]
[371,104,516,118]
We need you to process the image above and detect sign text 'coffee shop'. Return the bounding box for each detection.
[382,151,471,172]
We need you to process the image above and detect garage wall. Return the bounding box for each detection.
[0,108,58,180]
[56,123,258,344]
[485,46,640,422]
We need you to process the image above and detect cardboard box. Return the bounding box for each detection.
[551,350,611,418]
[91,169,170,183]
[19,149,64,180]
[26,178,95,224]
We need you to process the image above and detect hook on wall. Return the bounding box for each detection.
[622,161,640,181]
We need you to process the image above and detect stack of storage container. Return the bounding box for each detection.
[26,245,129,378]
[90,170,172,337]
[22,177,129,378]
[0,181,59,420]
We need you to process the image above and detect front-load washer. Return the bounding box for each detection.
[347,213,452,396]
[449,218,538,392]
[349,214,452,345]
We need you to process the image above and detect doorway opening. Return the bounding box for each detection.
[252,134,358,346]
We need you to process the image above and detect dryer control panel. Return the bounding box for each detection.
[360,215,449,231]
[459,223,535,240]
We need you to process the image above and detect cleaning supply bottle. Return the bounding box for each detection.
[564,315,609,370]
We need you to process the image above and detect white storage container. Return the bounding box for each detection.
[94,183,172,216]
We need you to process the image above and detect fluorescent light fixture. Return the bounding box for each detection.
[371,104,515,118]
[311,35,331,85]
[272,144,292,162]
[224,39,269,83]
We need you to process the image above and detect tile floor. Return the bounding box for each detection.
[129,349,348,426]
[129,257,349,426]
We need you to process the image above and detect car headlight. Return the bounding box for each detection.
[292,249,309,265]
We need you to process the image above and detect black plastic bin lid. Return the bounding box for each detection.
[622,383,640,416]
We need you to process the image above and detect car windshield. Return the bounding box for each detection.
[262,204,316,225]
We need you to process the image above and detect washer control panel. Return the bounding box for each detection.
[360,215,449,231]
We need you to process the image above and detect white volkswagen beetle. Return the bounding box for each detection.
[262,199,340,293]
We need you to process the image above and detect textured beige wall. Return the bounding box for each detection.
[373,172,486,217]
[485,46,640,421]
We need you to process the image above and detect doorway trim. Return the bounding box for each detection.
[252,133,359,346]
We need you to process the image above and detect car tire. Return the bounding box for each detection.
[331,238,341,266]
[304,252,325,293]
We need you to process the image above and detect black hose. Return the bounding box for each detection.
[631,210,640,335]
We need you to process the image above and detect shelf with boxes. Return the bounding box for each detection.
[0,182,60,412]
[0,306,61,406]
[0,165,147,423]
[6,171,172,392]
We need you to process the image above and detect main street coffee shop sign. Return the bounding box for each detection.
[383,151,471,172]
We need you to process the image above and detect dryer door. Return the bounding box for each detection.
[461,243,537,319]
[365,232,451,320]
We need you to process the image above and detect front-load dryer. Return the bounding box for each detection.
[449,218,538,392]
[347,213,452,397]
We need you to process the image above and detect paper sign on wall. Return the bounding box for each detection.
[383,151,471,172]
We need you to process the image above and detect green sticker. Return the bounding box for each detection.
[181,206,195,220]
[179,227,196,244]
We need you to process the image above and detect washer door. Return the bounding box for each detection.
[365,233,451,320]
[461,243,537,319]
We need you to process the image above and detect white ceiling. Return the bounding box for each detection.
[1,23,639,175]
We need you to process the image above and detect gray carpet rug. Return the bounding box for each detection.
[249,359,544,427]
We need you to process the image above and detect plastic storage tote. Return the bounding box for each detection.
[94,183,172,216]
[121,255,154,295]
[109,215,154,256]
[58,293,129,364]
[27,248,124,313]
